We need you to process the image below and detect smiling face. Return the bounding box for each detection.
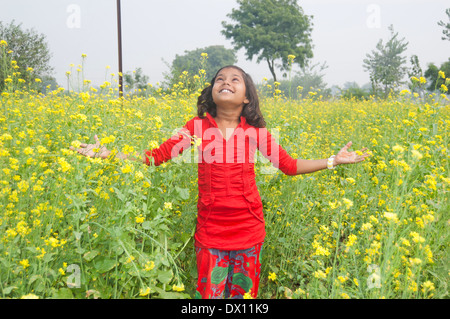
[211,67,250,108]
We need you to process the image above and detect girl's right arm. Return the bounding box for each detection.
[70,119,195,166]
[69,134,149,164]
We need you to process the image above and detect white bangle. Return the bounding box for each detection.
[327,155,336,169]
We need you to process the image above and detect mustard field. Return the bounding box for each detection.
[0,54,449,299]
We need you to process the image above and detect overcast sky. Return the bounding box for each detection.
[1,0,449,89]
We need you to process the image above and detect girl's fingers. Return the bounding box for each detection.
[342,141,352,151]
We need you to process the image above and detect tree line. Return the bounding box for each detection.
[1,2,449,99]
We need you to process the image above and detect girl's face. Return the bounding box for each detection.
[212,67,249,108]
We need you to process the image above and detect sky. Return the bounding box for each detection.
[1,0,449,89]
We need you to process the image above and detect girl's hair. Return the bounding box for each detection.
[196,65,266,128]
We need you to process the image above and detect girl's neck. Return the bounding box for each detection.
[214,106,243,124]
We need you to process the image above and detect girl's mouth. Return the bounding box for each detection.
[219,89,233,93]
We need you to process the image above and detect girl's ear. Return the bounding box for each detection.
[244,97,250,104]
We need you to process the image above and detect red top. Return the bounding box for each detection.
[145,112,297,250]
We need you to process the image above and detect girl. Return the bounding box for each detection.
[70,65,370,299]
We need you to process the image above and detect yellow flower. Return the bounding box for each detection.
[341,292,350,299]
[421,281,435,293]
[125,256,135,264]
[268,272,277,281]
[23,147,34,155]
[383,212,399,223]
[172,283,185,292]
[314,269,329,279]
[438,70,445,79]
[400,89,410,95]
[135,171,144,181]
[410,231,425,243]
[135,215,145,223]
[411,150,423,160]
[139,287,151,296]
[243,290,253,299]
[164,202,173,210]
[409,257,422,266]
[346,234,357,247]
[121,164,132,174]
[144,261,155,271]
[440,84,448,92]
[392,145,405,153]
[19,259,30,269]
[21,293,39,299]
[342,198,353,210]
[100,135,116,144]
[0,39,7,46]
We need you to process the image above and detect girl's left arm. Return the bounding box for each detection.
[295,141,370,175]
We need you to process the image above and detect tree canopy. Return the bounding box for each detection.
[363,25,409,98]
[171,45,237,82]
[164,45,237,91]
[221,0,313,82]
[124,67,149,95]
[424,58,450,92]
[438,8,450,41]
[0,20,54,92]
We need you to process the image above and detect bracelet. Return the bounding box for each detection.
[327,155,336,169]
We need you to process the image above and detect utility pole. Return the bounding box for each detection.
[117,0,123,98]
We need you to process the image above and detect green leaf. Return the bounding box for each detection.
[157,269,173,284]
[83,250,99,262]
[94,257,117,273]
[52,288,74,299]
[2,286,17,295]
[141,220,152,230]
[153,286,189,299]
[175,186,190,200]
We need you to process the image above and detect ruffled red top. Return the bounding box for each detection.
[145,112,297,250]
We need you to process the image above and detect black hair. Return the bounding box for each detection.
[196,65,266,128]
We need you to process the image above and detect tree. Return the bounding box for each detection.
[221,0,313,82]
[407,55,425,96]
[363,25,409,99]
[0,20,54,91]
[124,67,149,95]
[438,8,450,41]
[164,45,237,91]
[339,82,371,100]
[424,58,450,92]
[171,45,237,81]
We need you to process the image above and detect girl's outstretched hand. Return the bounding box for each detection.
[70,135,111,159]
[334,141,370,166]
